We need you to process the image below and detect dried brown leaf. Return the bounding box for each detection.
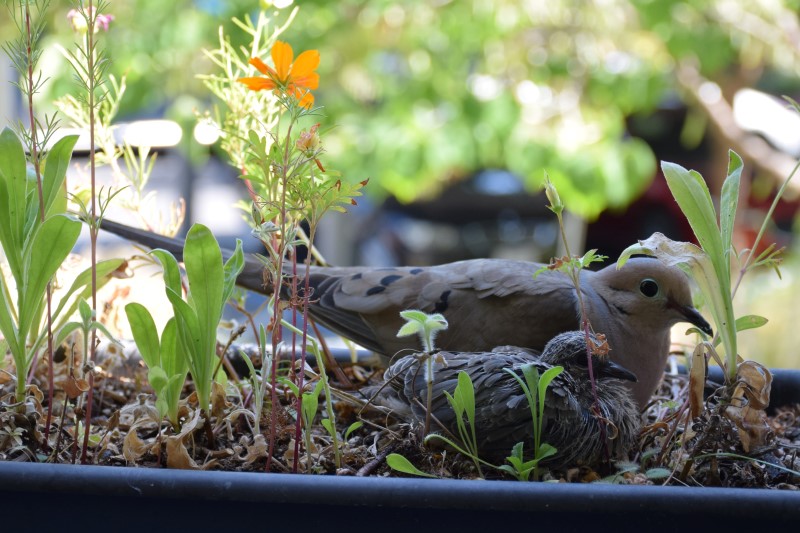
[166,436,200,470]
[689,344,707,419]
[123,430,150,463]
[243,434,269,465]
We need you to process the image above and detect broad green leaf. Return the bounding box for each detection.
[734,314,768,332]
[41,135,79,217]
[0,128,28,259]
[720,151,742,259]
[151,249,183,293]
[386,453,436,478]
[399,310,428,322]
[20,215,81,337]
[160,318,186,379]
[454,371,476,431]
[148,366,168,393]
[396,321,421,338]
[661,161,725,270]
[538,443,558,461]
[184,224,224,340]
[125,303,161,368]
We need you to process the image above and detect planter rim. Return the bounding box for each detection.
[1,461,799,513]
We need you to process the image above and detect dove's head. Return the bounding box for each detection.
[595,257,712,336]
[541,331,638,382]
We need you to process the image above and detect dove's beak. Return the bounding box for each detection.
[600,360,638,382]
[679,305,713,336]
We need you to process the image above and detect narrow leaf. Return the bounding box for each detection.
[386,453,436,478]
[720,151,742,259]
[126,303,162,368]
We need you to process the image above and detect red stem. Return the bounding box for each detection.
[81,0,98,464]
[24,2,56,445]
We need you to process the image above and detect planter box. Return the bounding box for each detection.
[1,369,799,532]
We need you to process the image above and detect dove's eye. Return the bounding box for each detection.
[639,279,659,298]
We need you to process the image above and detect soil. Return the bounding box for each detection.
[1,345,798,489]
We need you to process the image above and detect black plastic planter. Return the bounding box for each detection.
[1,369,799,533]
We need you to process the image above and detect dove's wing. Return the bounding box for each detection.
[301,260,580,357]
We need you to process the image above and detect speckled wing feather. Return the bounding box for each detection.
[300,260,580,358]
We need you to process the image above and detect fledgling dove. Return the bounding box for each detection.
[100,219,712,408]
[375,331,641,470]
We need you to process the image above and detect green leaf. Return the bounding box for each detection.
[184,224,224,334]
[0,273,21,358]
[221,239,245,304]
[48,259,125,326]
[734,314,768,332]
[344,421,363,441]
[0,128,28,264]
[151,249,183,293]
[320,418,335,438]
[454,371,476,432]
[537,443,558,461]
[720,151,742,260]
[54,321,82,347]
[41,135,79,217]
[182,224,224,408]
[0,128,27,278]
[660,161,725,269]
[20,215,81,338]
[125,303,161,369]
[78,299,93,325]
[386,453,436,478]
[645,467,671,480]
[399,310,429,322]
[148,366,169,393]
[537,365,563,414]
[396,321,421,338]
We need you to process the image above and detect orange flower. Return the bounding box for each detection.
[238,41,320,108]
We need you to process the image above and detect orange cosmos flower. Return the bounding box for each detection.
[238,41,320,108]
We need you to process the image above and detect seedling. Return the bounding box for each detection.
[500,363,563,481]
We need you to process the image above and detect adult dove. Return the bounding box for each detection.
[100,219,711,408]
[376,331,641,469]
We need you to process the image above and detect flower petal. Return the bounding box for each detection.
[292,72,319,90]
[248,57,271,75]
[271,41,293,82]
[237,77,277,91]
[290,86,315,108]
[297,91,315,108]
[292,50,320,78]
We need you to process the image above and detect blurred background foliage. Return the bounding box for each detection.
[4,0,800,219]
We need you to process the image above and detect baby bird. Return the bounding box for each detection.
[376,331,641,471]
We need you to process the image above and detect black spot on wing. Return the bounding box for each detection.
[351,273,362,280]
[433,290,451,313]
[380,274,402,286]
[410,268,424,275]
[366,286,386,296]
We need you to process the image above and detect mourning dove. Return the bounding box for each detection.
[376,331,641,470]
[100,219,711,408]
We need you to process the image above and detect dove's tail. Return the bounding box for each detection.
[99,218,271,294]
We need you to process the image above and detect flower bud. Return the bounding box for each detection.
[544,175,563,215]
